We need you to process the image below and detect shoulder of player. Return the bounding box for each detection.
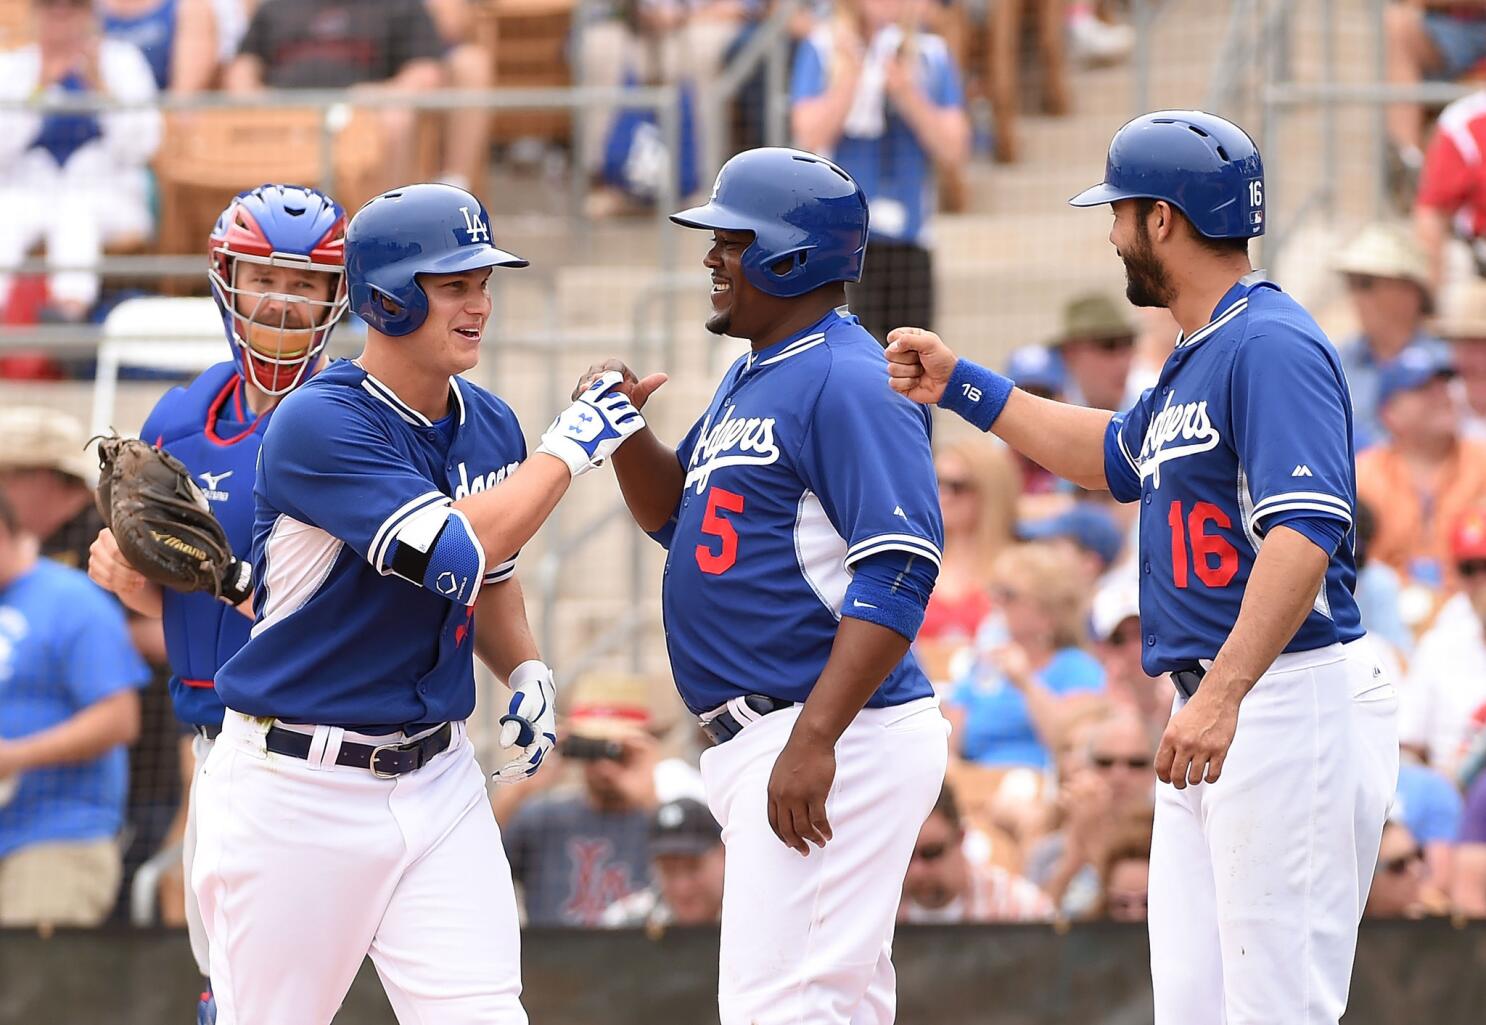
[144,361,238,441]
[451,376,521,431]
[267,362,389,435]
[1225,288,1340,366]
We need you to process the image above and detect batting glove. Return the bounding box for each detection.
[491,659,557,784]
[537,371,646,477]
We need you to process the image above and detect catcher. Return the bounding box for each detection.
[87,184,347,1025]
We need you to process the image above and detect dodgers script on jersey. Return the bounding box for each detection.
[1103,275,1365,674]
[140,361,269,726]
[653,308,943,714]
[214,360,525,730]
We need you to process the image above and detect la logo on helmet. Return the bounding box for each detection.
[459,206,490,244]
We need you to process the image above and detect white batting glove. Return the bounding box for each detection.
[491,660,557,784]
[536,371,646,477]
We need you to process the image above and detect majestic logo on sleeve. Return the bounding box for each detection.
[453,460,520,500]
[684,404,781,493]
[1139,392,1221,487]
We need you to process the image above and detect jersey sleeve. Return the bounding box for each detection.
[646,413,707,551]
[1102,389,1153,503]
[259,391,484,593]
[1417,129,1471,213]
[797,349,944,571]
[1229,330,1354,538]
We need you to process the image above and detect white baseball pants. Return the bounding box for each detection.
[192,712,527,1025]
[699,695,949,1025]
[183,732,214,977]
[1148,639,1399,1025]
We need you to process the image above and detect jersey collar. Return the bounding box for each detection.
[743,306,852,372]
[1173,271,1277,351]
[356,363,467,428]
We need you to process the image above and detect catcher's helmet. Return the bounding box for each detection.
[208,184,349,396]
[1068,110,1265,239]
[670,147,868,298]
[345,183,528,337]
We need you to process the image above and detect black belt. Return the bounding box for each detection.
[194,724,222,741]
[700,695,793,746]
[265,722,453,778]
[1171,665,1207,700]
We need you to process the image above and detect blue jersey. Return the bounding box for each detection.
[215,360,527,730]
[654,309,943,714]
[1103,276,1365,675]
[141,361,267,727]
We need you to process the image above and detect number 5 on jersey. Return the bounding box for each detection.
[1168,500,1238,588]
[696,487,744,575]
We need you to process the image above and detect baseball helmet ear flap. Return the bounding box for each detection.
[350,272,430,338]
[749,245,816,296]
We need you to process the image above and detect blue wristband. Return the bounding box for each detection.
[938,359,1015,432]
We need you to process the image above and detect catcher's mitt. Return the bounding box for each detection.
[92,434,253,605]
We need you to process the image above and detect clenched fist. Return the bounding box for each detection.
[884,327,959,405]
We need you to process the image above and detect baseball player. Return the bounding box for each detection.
[87,183,348,1025]
[884,110,1400,1025]
[191,182,644,1025]
[575,147,949,1025]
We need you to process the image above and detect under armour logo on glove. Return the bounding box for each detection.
[536,370,646,476]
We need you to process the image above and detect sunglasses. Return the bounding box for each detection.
[1092,754,1152,771]
[1345,275,1380,293]
[1379,847,1424,876]
[937,476,974,495]
[912,842,950,862]
[1458,559,1486,579]
[1108,625,1141,646]
[1107,892,1148,913]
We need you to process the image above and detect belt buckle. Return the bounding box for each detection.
[369,741,404,779]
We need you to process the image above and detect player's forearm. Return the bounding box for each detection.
[989,390,1114,491]
[474,576,542,681]
[1203,526,1330,704]
[611,428,685,534]
[4,690,140,772]
[116,581,164,618]
[791,617,912,747]
[453,455,571,561]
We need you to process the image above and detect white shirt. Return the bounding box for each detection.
[1401,592,1486,775]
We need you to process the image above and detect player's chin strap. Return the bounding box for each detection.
[217,558,253,607]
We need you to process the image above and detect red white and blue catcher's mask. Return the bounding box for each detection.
[208,191,349,397]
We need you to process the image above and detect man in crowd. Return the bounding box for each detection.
[0,488,149,927]
[1432,276,1486,438]
[1384,2,1486,201]
[1417,82,1486,287]
[602,797,725,929]
[898,782,1053,923]
[0,407,103,570]
[1357,344,1486,580]
[1050,293,1139,412]
[1332,222,1439,447]
[1089,578,1170,746]
[1364,820,1433,919]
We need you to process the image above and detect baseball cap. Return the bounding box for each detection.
[1376,343,1455,408]
[1018,503,1125,568]
[649,798,721,857]
[1049,293,1136,348]
[1334,222,1432,299]
[1432,278,1486,341]
[1451,508,1486,560]
[0,407,96,485]
[565,672,653,741]
[1090,576,1141,642]
[1006,345,1066,395]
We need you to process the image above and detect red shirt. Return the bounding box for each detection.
[1418,91,1486,238]
[919,588,994,644]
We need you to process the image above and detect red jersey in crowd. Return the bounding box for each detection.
[1419,91,1486,239]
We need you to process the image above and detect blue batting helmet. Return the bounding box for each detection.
[670,147,868,298]
[1068,110,1265,239]
[345,183,528,337]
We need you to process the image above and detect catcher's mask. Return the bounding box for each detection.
[209,185,349,397]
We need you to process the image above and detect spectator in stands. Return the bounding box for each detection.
[1353,501,1414,658]
[1401,508,1486,777]
[0,0,161,324]
[225,0,445,191]
[1395,754,1465,894]
[1089,577,1169,746]
[1025,710,1153,917]
[1003,345,1067,498]
[1357,344,1486,581]
[0,488,148,928]
[576,0,753,215]
[1456,772,1486,915]
[1432,275,1486,438]
[898,782,1054,923]
[1364,820,1433,919]
[502,675,682,926]
[946,543,1104,770]
[916,437,1019,681]
[791,0,970,345]
[98,0,236,92]
[1049,293,1139,412]
[0,407,101,571]
[424,0,493,193]
[1333,222,1439,448]
[1090,804,1153,923]
[1385,2,1486,202]
[601,797,724,929]
[1417,86,1486,288]
[1017,501,1126,588]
